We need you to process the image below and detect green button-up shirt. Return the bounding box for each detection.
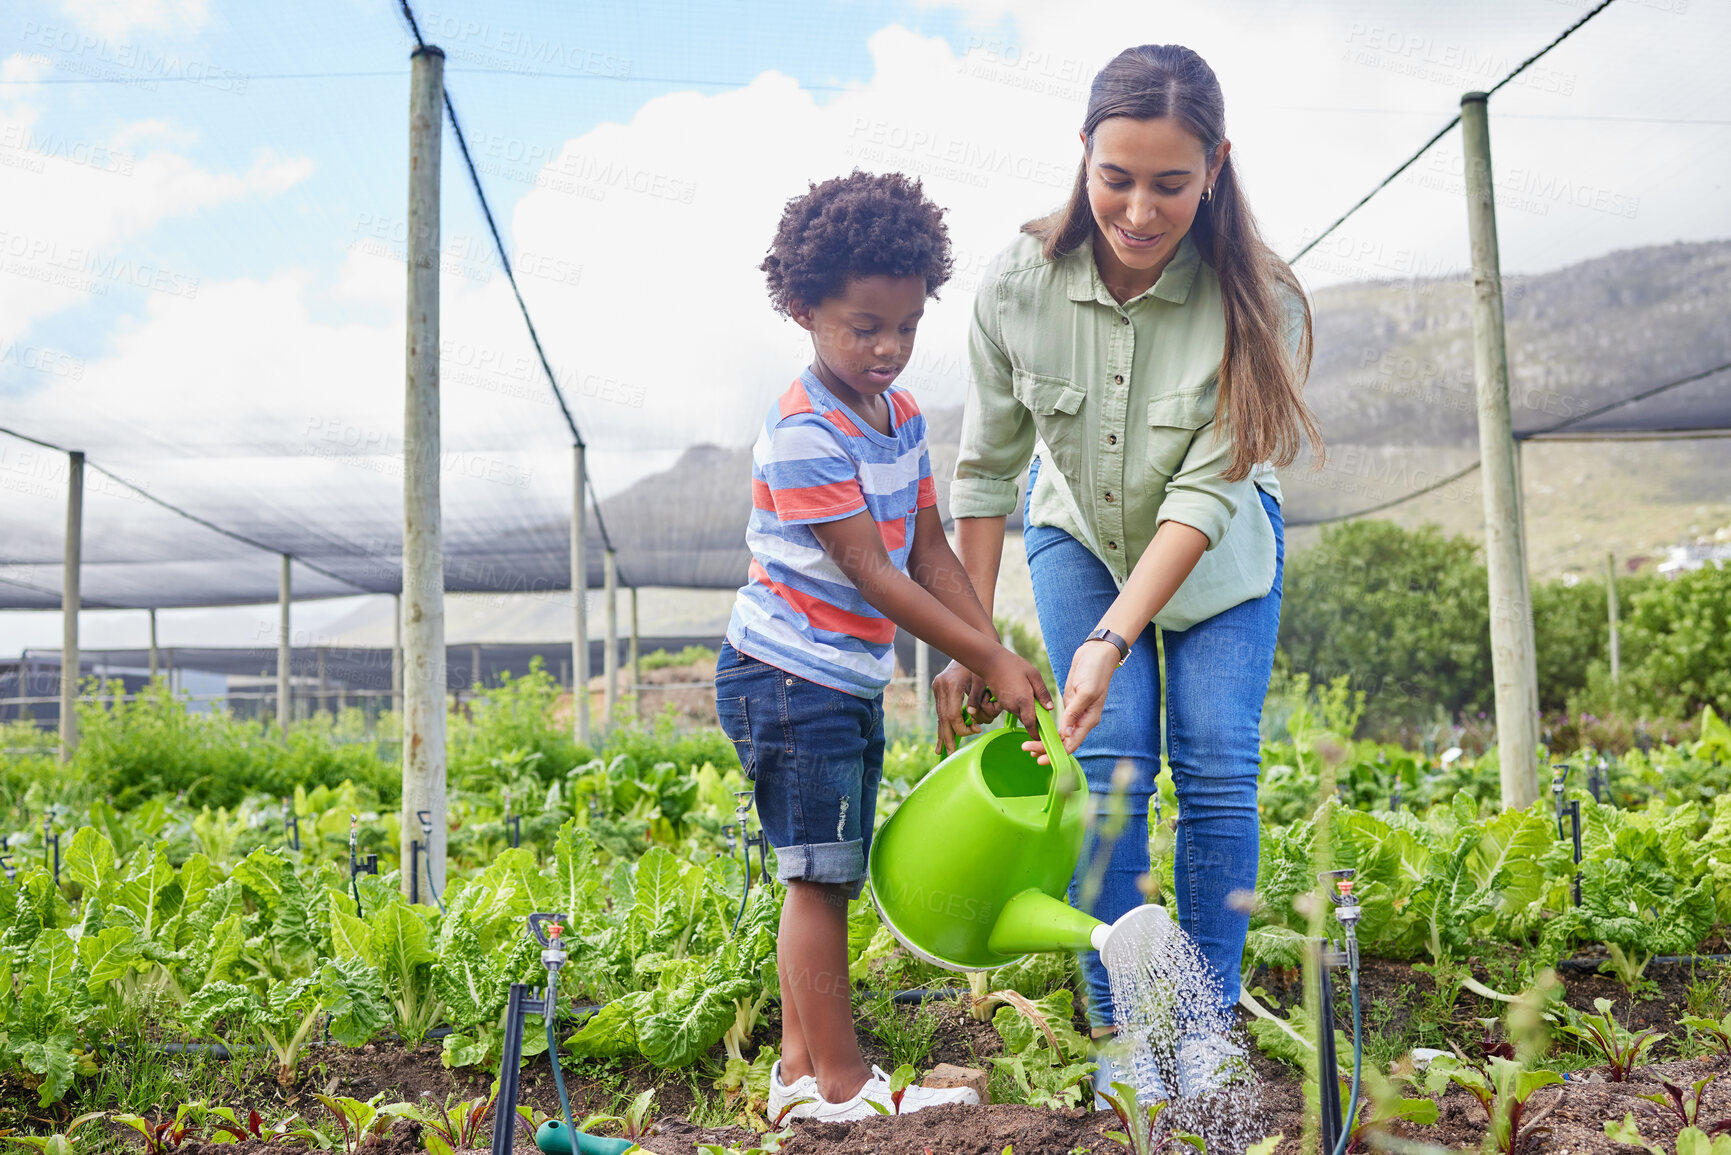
[952,230,1293,631]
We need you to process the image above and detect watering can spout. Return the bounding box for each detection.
[986,889,1111,957]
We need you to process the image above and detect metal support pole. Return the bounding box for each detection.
[391,593,403,715]
[278,554,292,733]
[471,643,481,695]
[1606,552,1620,685]
[572,444,590,746]
[914,638,931,723]
[1460,91,1539,812]
[317,646,328,717]
[629,586,640,717]
[60,450,82,760]
[603,549,618,726]
[148,608,158,682]
[401,42,447,903]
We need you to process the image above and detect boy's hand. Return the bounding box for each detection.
[982,649,1054,737]
[1021,641,1115,765]
[932,660,982,756]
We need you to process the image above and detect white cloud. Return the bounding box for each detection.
[56,0,209,42]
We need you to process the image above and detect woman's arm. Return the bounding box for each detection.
[1030,518,1209,760]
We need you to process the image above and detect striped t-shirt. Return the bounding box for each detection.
[726,369,937,697]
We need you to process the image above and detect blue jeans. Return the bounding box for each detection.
[714,641,885,898]
[1024,459,1282,1023]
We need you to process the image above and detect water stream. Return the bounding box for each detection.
[1102,904,1267,1153]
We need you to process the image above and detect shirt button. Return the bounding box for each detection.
[1107,541,1118,550]
[1114,375,1123,385]
[1104,491,1114,503]
[1107,434,1117,446]
[1120,316,1129,325]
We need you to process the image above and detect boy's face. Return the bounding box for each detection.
[790,274,928,402]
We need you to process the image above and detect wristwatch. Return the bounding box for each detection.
[1085,626,1131,667]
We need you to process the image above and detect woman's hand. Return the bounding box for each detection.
[1023,639,1118,764]
[932,660,985,755]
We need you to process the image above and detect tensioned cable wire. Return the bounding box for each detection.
[1287,357,1731,527]
[0,69,849,90]
[1287,0,1619,267]
[0,425,369,592]
[396,0,620,569]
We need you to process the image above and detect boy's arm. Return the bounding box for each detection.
[905,506,995,639]
[808,511,1052,728]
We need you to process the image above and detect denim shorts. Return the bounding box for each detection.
[714,640,884,897]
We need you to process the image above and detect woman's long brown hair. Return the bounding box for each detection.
[1025,43,1324,480]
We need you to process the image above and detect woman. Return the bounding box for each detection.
[934,44,1322,1097]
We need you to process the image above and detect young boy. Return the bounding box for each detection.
[716,171,1054,1122]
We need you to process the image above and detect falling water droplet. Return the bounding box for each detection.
[1102,904,1267,1153]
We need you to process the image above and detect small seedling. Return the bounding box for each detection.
[1607,1115,1731,1154]
[196,1105,303,1146]
[579,1088,658,1142]
[1684,1013,1731,1057]
[111,1113,191,1155]
[312,1093,404,1155]
[1097,1081,1204,1155]
[384,1091,497,1155]
[865,1064,918,1116]
[1553,997,1664,1081]
[1638,1073,1731,1133]
[1,1113,105,1155]
[1424,1054,1562,1154]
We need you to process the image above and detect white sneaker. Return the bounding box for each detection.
[767,1060,820,1123]
[789,1064,980,1123]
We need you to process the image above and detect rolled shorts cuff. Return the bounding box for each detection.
[774,838,867,897]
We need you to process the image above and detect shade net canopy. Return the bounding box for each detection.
[3,1,1728,610]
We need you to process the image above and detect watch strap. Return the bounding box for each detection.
[1086,626,1131,665]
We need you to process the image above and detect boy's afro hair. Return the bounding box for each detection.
[761,170,953,316]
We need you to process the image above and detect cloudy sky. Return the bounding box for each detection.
[2,0,1727,654]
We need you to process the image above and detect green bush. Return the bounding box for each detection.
[637,644,719,672]
[70,679,395,809]
[447,657,592,786]
[1619,563,1731,718]
[1277,520,1491,735]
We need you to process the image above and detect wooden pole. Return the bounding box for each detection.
[629,587,640,719]
[317,646,328,717]
[148,609,158,682]
[391,593,403,716]
[603,549,618,726]
[60,450,83,760]
[915,638,930,724]
[278,554,292,733]
[471,643,482,695]
[1461,91,1539,811]
[1606,552,1621,685]
[572,444,590,746]
[401,43,447,900]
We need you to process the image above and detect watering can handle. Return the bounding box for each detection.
[1034,702,1085,834]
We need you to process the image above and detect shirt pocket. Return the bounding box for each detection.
[1145,391,1215,479]
[1013,368,1087,478]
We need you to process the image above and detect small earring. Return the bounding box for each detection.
[1202,187,1213,204]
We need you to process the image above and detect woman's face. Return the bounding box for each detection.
[1083,115,1228,283]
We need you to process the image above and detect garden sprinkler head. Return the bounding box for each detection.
[1320,869,1362,929]
[542,923,567,973]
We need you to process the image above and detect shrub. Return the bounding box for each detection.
[447,658,592,786]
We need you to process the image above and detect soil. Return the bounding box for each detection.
[12,955,1730,1155]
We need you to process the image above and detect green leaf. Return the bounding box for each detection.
[319,958,391,1047]
[565,992,649,1060]
[640,975,754,1068]
[329,895,376,966]
[64,828,119,899]
[183,981,261,1036]
[77,924,144,997]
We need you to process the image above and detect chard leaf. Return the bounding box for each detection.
[64,828,119,900]
[318,958,391,1046]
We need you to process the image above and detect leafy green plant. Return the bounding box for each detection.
[863,994,942,1071]
[193,1105,303,1146]
[987,990,1096,1110]
[111,1111,192,1155]
[312,1093,406,1155]
[863,1064,918,1116]
[383,1091,497,1155]
[1340,1073,1438,1153]
[1098,1080,1204,1154]
[1423,1052,1562,1153]
[0,1111,105,1155]
[579,1088,658,1143]
[1640,1074,1731,1132]
[1684,1012,1731,1056]
[1607,1115,1731,1154]
[1553,998,1664,1081]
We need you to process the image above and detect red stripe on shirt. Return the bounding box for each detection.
[778,378,814,419]
[751,478,775,511]
[916,475,937,509]
[772,479,866,521]
[824,408,864,438]
[888,389,920,425]
[877,513,908,552]
[752,560,896,644]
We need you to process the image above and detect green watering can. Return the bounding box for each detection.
[869,701,1169,972]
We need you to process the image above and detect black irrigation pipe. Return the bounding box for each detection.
[1555,953,1731,974]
